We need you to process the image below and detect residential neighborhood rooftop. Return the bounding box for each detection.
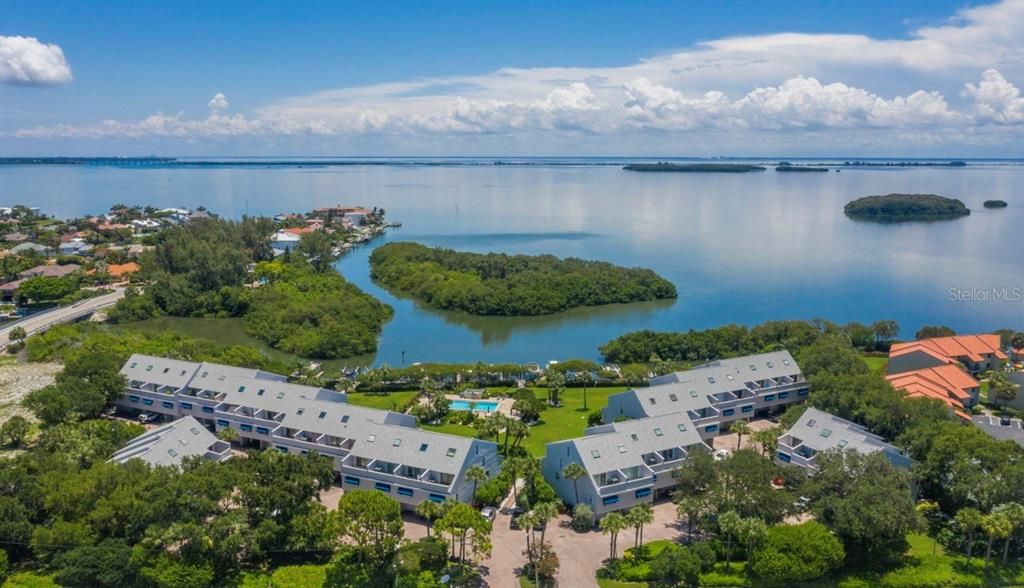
[110,416,229,468]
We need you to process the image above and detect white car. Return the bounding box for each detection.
[713,449,731,462]
[480,506,497,522]
[137,413,157,424]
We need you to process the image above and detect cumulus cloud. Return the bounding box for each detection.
[207,92,229,113]
[963,69,1024,123]
[0,35,73,86]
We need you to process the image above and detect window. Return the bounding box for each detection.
[617,444,626,454]
[446,447,457,457]
[168,449,178,457]
[341,415,350,423]
[130,362,137,368]
[216,419,229,427]
[767,361,774,368]
[635,488,651,498]
[689,390,698,398]
[142,398,153,406]
[630,434,638,441]
[777,452,791,462]
[162,367,169,374]
[705,425,718,433]
[393,438,402,447]
[764,395,775,402]
[591,449,601,459]
[820,429,832,438]
[218,375,225,381]
[837,440,848,448]
[276,392,285,400]
[798,389,809,397]
[602,495,619,506]
[256,426,269,435]
[677,423,687,432]
[722,408,735,416]
[807,419,816,427]
[275,446,288,453]
[257,389,265,396]
[180,402,193,410]
[190,427,200,435]
[343,476,361,486]
[669,394,678,402]
[374,482,392,493]
[202,406,214,414]
[367,434,376,443]
[778,392,789,399]
[420,443,429,452]
[296,408,304,415]
[128,395,140,403]
[238,386,245,393]
[240,424,253,432]
[708,377,716,384]
[428,494,446,503]
[783,359,791,366]
[648,397,656,405]
[162,401,174,409]
[750,364,757,371]
[654,427,664,436]
[741,405,753,413]
[146,365,153,372]
[318,411,327,419]
[201,371,209,378]
[397,487,414,497]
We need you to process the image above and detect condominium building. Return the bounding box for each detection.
[776,407,912,472]
[888,334,1007,376]
[542,412,711,516]
[110,415,231,468]
[602,351,807,439]
[115,354,500,508]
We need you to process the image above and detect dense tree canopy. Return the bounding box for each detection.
[369,241,676,316]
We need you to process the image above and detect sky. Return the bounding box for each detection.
[1,0,1022,157]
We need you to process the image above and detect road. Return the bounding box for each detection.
[0,288,125,349]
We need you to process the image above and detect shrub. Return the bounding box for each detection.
[571,503,594,531]
[270,564,328,588]
[751,521,844,583]
[648,544,701,587]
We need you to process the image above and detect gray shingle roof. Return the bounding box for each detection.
[122,353,202,390]
[784,407,910,466]
[110,416,220,467]
[572,412,704,473]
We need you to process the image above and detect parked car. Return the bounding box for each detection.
[509,506,525,528]
[1001,414,1012,426]
[138,413,157,424]
[713,449,731,462]
[480,506,497,522]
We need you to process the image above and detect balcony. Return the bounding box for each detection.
[595,472,655,496]
[342,463,453,494]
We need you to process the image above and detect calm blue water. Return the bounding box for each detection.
[1,160,1021,365]
[449,400,500,412]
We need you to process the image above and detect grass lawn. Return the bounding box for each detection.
[421,386,627,456]
[862,355,888,374]
[345,390,419,412]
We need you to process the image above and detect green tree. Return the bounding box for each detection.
[994,502,1024,563]
[8,326,27,345]
[752,427,780,457]
[626,503,654,562]
[1,416,30,447]
[296,231,336,274]
[718,511,742,563]
[546,372,565,406]
[990,372,1020,408]
[416,500,442,538]
[465,464,489,506]
[871,320,900,345]
[435,502,491,563]
[916,325,956,339]
[731,420,751,451]
[333,490,404,563]
[981,511,1013,566]
[54,539,137,587]
[562,462,587,505]
[751,521,845,583]
[649,544,701,587]
[599,512,628,561]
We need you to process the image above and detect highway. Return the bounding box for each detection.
[0,288,125,349]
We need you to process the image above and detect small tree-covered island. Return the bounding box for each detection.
[622,162,766,173]
[369,241,677,316]
[984,199,1009,208]
[843,193,971,222]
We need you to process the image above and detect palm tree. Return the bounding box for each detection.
[676,496,707,542]
[626,503,654,562]
[989,372,1020,409]
[562,462,587,505]
[956,507,984,561]
[533,501,559,545]
[508,419,529,450]
[982,512,1013,566]
[732,421,751,451]
[506,457,530,506]
[578,371,594,410]
[416,500,442,537]
[546,372,565,406]
[465,465,489,506]
[718,511,742,563]
[599,512,628,561]
[752,427,780,457]
[995,502,1024,564]
[738,517,767,564]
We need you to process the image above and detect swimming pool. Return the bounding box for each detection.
[449,400,499,412]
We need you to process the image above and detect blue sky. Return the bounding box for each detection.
[1,0,1022,156]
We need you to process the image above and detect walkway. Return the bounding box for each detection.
[0,288,124,349]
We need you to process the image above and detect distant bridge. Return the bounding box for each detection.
[0,288,125,350]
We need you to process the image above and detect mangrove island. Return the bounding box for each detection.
[369,241,677,316]
[843,193,971,222]
[984,200,1008,209]
[623,162,766,173]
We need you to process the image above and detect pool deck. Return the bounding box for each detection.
[442,393,516,417]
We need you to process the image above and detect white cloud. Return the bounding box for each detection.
[963,69,1024,123]
[207,92,229,113]
[5,0,1023,152]
[0,35,73,86]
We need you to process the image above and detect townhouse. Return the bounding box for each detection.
[775,407,912,472]
[542,412,711,516]
[111,416,231,468]
[888,334,1007,376]
[602,351,807,440]
[115,354,501,508]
